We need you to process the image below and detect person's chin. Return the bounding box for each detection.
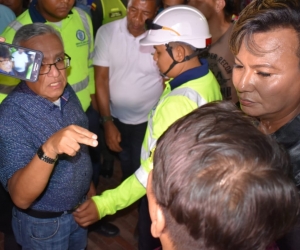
[128,25,144,36]
[240,104,263,118]
[49,87,65,100]
[55,9,72,19]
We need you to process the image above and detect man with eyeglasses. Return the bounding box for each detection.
[0,23,98,250]
[0,44,14,76]
[0,0,120,238]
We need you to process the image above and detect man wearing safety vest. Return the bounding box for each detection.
[74,5,222,248]
[91,0,127,35]
[0,0,94,111]
[0,0,119,238]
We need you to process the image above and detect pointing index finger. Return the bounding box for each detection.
[71,125,98,147]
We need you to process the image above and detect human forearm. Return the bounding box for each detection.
[94,65,122,151]
[8,125,98,209]
[94,66,110,116]
[8,153,55,209]
[92,174,146,218]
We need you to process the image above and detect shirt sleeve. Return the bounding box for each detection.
[91,174,145,218]
[152,95,199,141]
[93,25,110,67]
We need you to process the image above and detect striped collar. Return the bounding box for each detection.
[169,59,209,90]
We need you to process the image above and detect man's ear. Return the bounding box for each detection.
[150,203,166,238]
[215,0,226,13]
[173,45,186,63]
[147,171,166,238]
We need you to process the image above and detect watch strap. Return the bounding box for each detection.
[102,116,114,124]
[37,146,58,164]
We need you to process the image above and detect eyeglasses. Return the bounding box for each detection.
[39,53,71,75]
[0,57,14,64]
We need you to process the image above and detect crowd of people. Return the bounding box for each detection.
[0,0,300,250]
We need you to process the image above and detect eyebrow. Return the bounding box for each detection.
[235,56,277,69]
[54,52,65,57]
[43,51,65,62]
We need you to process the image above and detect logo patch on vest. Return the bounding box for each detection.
[76,30,85,41]
[109,11,122,18]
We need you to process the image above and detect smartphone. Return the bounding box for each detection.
[0,42,43,82]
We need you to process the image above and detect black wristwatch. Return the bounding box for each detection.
[36,146,58,164]
[102,116,114,124]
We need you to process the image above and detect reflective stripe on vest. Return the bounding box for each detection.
[8,20,22,31]
[135,166,149,189]
[71,76,89,93]
[101,0,126,25]
[0,84,16,95]
[75,7,93,60]
[136,87,208,188]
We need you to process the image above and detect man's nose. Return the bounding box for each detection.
[153,51,158,61]
[133,11,143,24]
[48,64,61,77]
[233,69,254,93]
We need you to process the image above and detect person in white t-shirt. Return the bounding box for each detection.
[12,48,29,77]
[93,0,162,181]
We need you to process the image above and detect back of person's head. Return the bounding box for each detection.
[230,0,300,57]
[0,44,11,59]
[150,101,299,250]
[13,23,63,46]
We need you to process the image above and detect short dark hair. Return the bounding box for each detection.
[152,101,299,250]
[0,44,11,59]
[13,23,63,46]
[230,0,300,59]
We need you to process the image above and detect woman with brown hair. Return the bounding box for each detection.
[230,0,300,249]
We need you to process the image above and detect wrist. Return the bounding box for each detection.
[37,146,58,164]
[101,116,114,124]
[42,144,57,159]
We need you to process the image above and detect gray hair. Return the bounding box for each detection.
[13,23,63,46]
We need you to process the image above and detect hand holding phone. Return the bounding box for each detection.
[0,42,43,82]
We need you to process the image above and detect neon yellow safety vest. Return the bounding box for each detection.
[101,0,126,25]
[92,70,222,218]
[0,7,94,111]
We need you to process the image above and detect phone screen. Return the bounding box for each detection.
[0,42,43,82]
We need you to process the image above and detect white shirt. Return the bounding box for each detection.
[12,51,29,73]
[93,17,163,124]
